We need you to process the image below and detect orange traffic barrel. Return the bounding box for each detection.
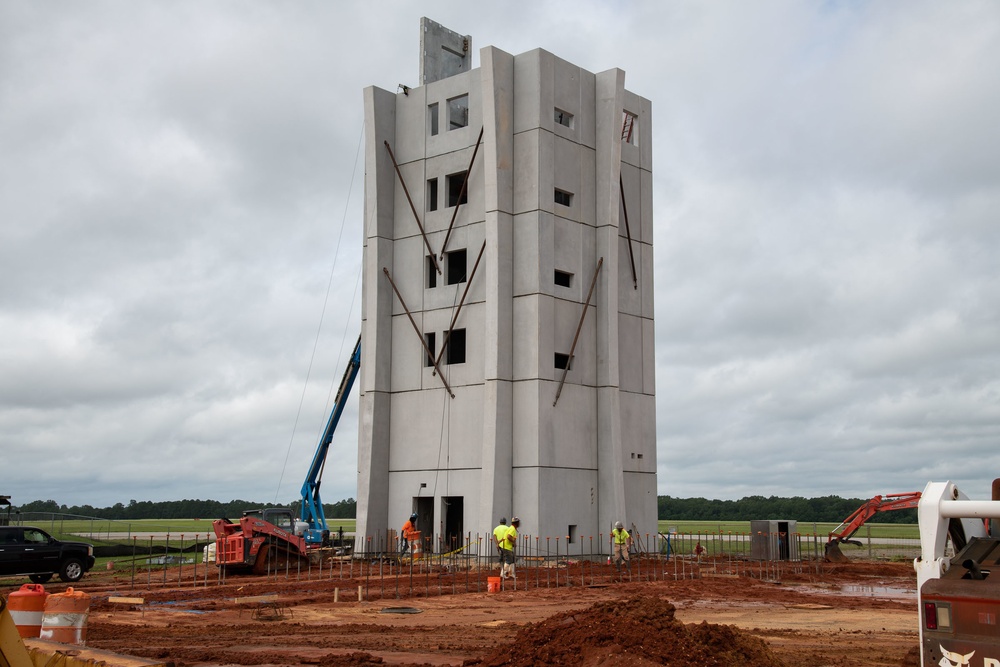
[410,531,423,556]
[39,587,90,645]
[8,584,48,638]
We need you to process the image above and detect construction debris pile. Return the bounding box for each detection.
[470,595,786,667]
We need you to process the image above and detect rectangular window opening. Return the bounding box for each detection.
[447,94,469,130]
[427,178,438,212]
[446,328,466,365]
[447,248,467,285]
[447,171,469,207]
[554,270,572,288]
[426,256,437,289]
[428,103,439,136]
[554,108,574,128]
[622,110,638,146]
[554,188,573,207]
[568,525,577,544]
[424,332,436,367]
[554,353,571,370]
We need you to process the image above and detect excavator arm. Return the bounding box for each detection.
[825,491,921,562]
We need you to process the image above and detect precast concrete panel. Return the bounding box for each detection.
[510,466,541,539]
[642,316,656,396]
[512,379,541,468]
[618,237,642,317]
[537,466,600,546]
[552,297,597,385]
[389,159,429,241]
[361,235,394,395]
[393,85,428,165]
[552,216,589,300]
[420,17,472,86]
[543,382,598,469]
[512,49,544,134]
[617,313,644,394]
[389,313,424,392]
[619,162,642,242]
[552,137,586,224]
[511,294,542,380]
[620,392,655,470]
[388,387,455,470]
[424,70,481,158]
[623,471,658,538]
[640,243,654,320]
[639,167,654,255]
[512,210,543,298]
[512,131,541,215]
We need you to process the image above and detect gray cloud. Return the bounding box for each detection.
[2,1,999,509]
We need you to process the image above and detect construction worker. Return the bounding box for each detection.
[612,521,632,573]
[400,513,418,554]
[500,516,520,579]
[492,517,507,566]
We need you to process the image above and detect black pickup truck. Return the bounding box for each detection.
[0,526,95,583]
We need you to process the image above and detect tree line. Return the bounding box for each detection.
[11,498,358,521]
[658,495,917,523]
[10,495,915,524]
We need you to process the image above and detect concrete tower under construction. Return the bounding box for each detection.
[356,19,656,555]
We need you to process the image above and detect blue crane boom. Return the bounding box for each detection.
[299,334,361,545]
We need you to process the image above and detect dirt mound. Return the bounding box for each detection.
[471,595,786,666]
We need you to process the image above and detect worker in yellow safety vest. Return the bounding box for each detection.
[612,521,632,573]
[500,517,520,579]
[492,517,508,566]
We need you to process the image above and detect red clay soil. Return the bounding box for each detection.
[472,596,784,666]
[8,559,922,667]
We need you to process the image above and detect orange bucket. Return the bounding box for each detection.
[487,576,502,593]
[8,584,48,638]
[39,587,90,645]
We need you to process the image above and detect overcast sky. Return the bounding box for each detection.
[2,1,999,510]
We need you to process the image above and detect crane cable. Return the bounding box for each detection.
[274,121,365,504]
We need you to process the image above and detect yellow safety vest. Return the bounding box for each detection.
[613,528,630,545]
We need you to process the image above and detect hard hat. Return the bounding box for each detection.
[410,513,418,521]
[615,521,623,530]
[511,516,520,525]
[500,517,507,524]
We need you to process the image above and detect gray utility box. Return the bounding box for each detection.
[750,520,799,561]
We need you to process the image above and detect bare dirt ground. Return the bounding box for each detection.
[10,559,921,667]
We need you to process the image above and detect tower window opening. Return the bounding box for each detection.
[447,248,467,285]
[554,270,572,288]
[447,94,469,130]
[447,171,469,207]
[427,256,438,288]
[555,353,571,370]
[446,328,467,365]
[428,103,439,136]
[622,110,638,146]
[427,178,438,212]
[554,188,573,207]
[554,108,574,128]
[424,332,436,367]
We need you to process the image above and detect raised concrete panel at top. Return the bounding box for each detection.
[420,18,472,85]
